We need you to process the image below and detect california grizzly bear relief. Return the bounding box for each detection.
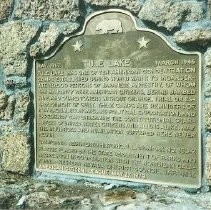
[96,19,123,34]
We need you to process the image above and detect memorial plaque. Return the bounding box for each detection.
[35,10,201,187]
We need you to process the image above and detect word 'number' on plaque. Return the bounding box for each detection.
[35,10,201,188]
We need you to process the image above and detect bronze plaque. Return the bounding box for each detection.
[35,10,201,187]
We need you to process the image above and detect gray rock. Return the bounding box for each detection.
[205,81,211,97]
[80,198,92,210]
[0,122,14,138]
[0,172,211,210]
[174,28,211,45]
[0,20,41,76]
[85,0,110,6]
[204,136,211,186]
[136,193,148,202]
[0,121,14,136]
[168,203,204,210]
[205,101,211,130]
[99,188,136,206]
[30,22,80,57]
[16,195,26,207]
[30,23,60,57]
[0,90,8,110]
[13,90,30,128]
[139,0,205,31]
[0,90,15,120]
[104,184,116,191]
[85,0,142,14]
[109,0,142,14]
[204,48,211,96]
[26,192,51,208]
[14,0,81,21]
[104,204,120,210]
[25,191,80,209]
[1,132,31,174]
[142,201,168,209]
[0,0,13,21]
[4,76,29,89]
[116,203,145,210]
[57,22,80,36]
[205,48,211,69]
[0,191,13,209]
[2,95,15,120]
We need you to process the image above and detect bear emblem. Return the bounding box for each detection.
[96,19,123,34]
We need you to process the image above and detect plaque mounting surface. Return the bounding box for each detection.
[35,10,201,188]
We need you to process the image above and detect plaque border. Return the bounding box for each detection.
[33,9,202,188]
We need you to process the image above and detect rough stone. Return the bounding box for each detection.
[1,132,31,174]
[16,195,26,207]
[0,90,8,110]
[14,90,30,128]
[57,22,80,36]
[205,81,211,97]
[31,21,80,56]
[80,198,92,210]
[0,121,14,136]
[0,191,13,209]
[104,184,116,191]
[174,28,211,45]
[30,23,80,57]
[85,0,142,14]
[1,172,211,209]
[14,0,80,21]
[30,23,60,57]
[206,136,211,183]
[205,48,211,79]
[116,203,144,210]
[136,193,148,202]
[25,192,92,209]
[85,0,109,7]
[0,21,41,76]
[205,48,211,69]
[204,48,211,96]
[0,90,15,120]
[2,95,15,120]
[30,22,80,57]
[110,0,142,14]
[0,0,13,21]
[205,101,211,130]
[99,188,136,206]
[139,0,205,31]
[26,192,62,208]
[4,76,29,89]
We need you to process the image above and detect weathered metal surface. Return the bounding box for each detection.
[35,10,201,187]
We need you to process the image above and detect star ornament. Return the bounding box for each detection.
[72,40,83,52]
[138,37,150,50]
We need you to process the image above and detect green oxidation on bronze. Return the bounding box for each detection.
[35,11,201,187]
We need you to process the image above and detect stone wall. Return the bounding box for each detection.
[0,0,210,188]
